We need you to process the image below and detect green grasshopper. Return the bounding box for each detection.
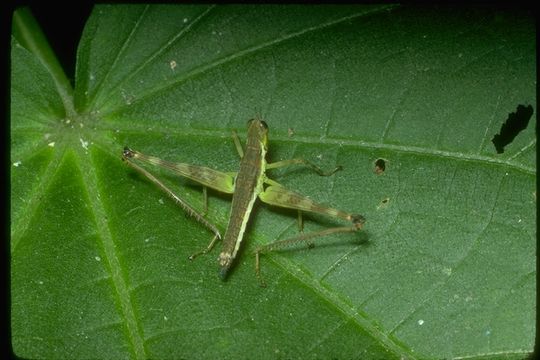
[122,119,365,286]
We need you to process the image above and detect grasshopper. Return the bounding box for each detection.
[122,119,365,286]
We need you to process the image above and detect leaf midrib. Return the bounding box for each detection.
[267,254,417,359]
[78,150,148,359]
[92,124,535,175]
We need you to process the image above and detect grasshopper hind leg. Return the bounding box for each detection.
[188,233,221,260]
[253,215,365,287]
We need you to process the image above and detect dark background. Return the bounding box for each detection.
[17,4,93,82]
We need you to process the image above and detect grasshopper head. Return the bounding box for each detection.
[247,118,269,149]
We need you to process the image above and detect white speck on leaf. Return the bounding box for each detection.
[164,315,168,321]
[121,90,134,105]
[48,142,55,147]
[418,319,424,325]
[13,161,21,167]
[95,256,101,262]
[80,138,89,150]
[183,18,188,23]
[38,280,44,285]
[159,198,164,204]
[169,60,177,71]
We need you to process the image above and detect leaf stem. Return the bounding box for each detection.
[12,7,76,118]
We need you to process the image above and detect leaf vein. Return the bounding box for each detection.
[81,151,148,359]
[89,5,151,111]
[96,125,536,175]
[268,255,417,359]
[96,4,217,112]
[11,146,65,252]
[102,4,399,117]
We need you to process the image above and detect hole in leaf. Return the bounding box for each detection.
[377,197,390,210]
[374,158,386,175]
[492,104,533,154]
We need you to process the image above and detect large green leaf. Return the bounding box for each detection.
[11,5,535,359]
